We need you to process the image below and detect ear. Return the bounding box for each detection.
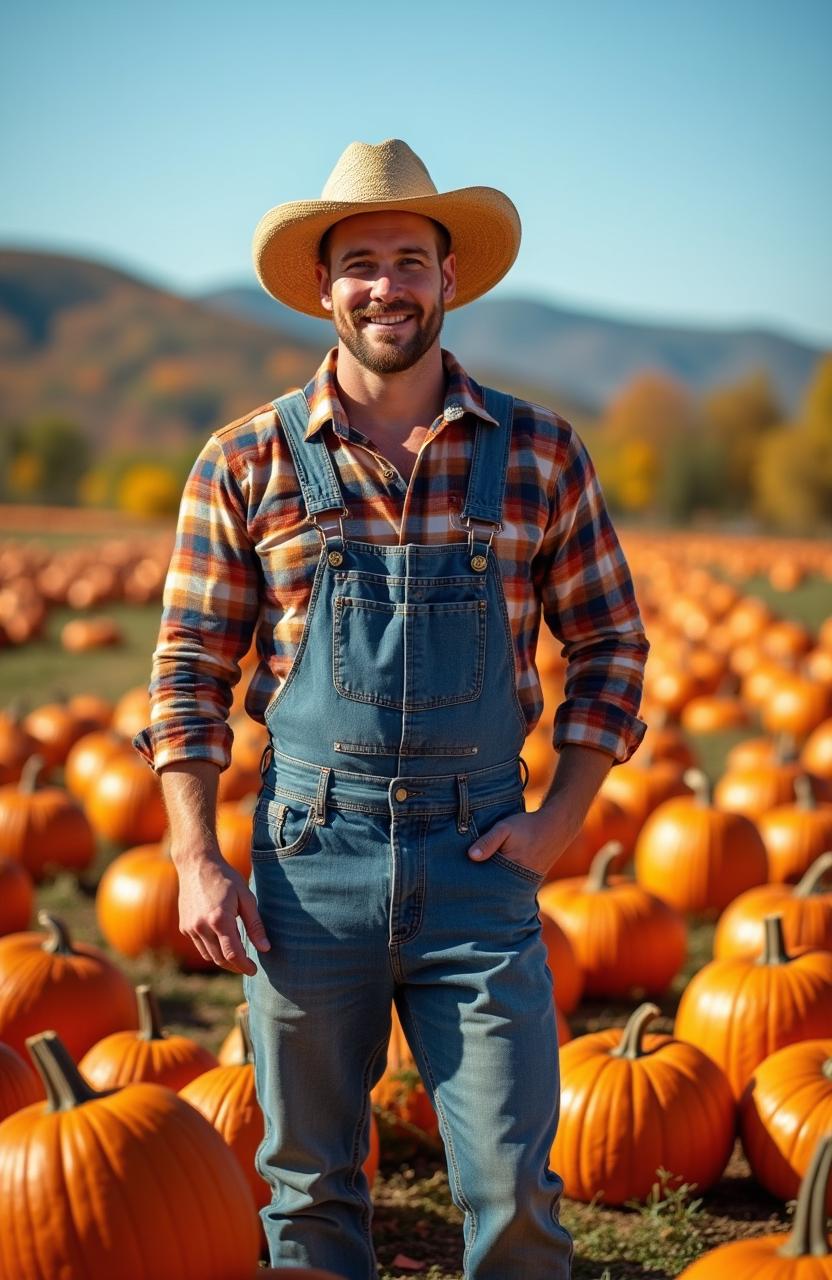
[315,262,334,313]
[441,251,457,306]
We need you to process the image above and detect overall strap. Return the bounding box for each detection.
[272,391,346,519]
[460,387,514,527]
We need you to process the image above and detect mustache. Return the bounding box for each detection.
[351,303,422,321]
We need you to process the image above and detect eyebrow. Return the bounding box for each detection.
[339,246,431,264]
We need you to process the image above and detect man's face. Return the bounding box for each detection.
[315,211,456,374]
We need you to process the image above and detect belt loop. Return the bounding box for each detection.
[518,755,530,791]
[314,766,331,825]
[456,773,470,835]
[260,744,274,776]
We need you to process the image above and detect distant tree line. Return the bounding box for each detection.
[1,353,830,531]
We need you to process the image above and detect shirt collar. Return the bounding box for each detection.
[303,347,499,440]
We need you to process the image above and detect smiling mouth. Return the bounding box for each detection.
[359,312,415,328]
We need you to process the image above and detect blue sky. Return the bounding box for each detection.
[2,1,830,346]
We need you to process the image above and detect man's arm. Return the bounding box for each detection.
[469,420,647,876]
[160,761,270,975]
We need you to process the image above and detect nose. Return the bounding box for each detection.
[369,273,396,301]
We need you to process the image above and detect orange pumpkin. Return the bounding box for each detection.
[96,842,213,970]
[0,1042,41,1123]
[78,984,217,1090]
[803,717,832,781]
[0,854,33,935]
[0,755,95,880]
[675,915,832,1098]
[740,1038,832,1209]
[600,757,690,835]
[551,1003,734,1205]
[714,852,832,961]
[635,768,768,916]
[0,1031,259,1280]
[64,730,129,803]
[538,911,583,1014]
[0,912,137,1059]
[538,844,687,999]
[0,707,37,785]
[85,752,167,844]
[758,775,832,883]
[371,1003,438,1144]
[677,1136,832,1278]
[216,795,256,881]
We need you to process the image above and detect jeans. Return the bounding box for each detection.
[243,774,573,1279]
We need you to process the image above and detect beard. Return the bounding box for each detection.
[331,294,445,374]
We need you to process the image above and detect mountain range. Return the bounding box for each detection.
[0,247,824,449]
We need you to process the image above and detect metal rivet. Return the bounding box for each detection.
[328,551,344,567]
[394,786,408,802]
[471,554,487,572]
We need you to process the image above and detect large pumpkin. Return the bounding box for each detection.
[78,984,217,1091]
[0,1031,259,1280]
[677,1135,832,1278]
[0,912,137,1058]
[740,1037,832,1209]
[675,914,832,1098]
[551,1003,735,1205]
[538,844,687,999]
[85,753,167,845]
[0,1042,41,1123]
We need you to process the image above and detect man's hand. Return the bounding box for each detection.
[467,804,580,879]
[175,843,271,975]
[467,743,615,878]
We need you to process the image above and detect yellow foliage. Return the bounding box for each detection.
[78,466,111,508]
[8,451,41,496]
[117,463,181,517]
[615,439,658,512]
[148,357,196,395]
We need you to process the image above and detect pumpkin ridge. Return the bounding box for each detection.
[75,1100,149,1276]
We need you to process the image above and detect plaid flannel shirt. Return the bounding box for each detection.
[134,348,648,772]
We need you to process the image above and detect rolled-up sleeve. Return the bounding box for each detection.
[133,435,259,773]
[534,429,649,764]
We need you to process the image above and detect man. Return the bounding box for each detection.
[135,138,648,1279]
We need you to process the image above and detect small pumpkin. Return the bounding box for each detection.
[538,843,687,999]
[0,755,96,880]
[0,912,137,1059]
[635,769,768,916]
[78,984,217,1090]
[0,1042,41,1123]
[0,854,33,935]
[759,776,832,883]
[714,852,832,961]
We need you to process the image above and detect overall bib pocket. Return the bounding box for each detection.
[251,794,316,861]
[333,595,487,709]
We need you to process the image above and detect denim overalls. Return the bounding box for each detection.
[244,388,573,1279]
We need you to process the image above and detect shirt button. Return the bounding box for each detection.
[394,786,408,802]
[471,554,488,572]
[327,550,344,567]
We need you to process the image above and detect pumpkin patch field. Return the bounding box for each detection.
[1,513,832,1279]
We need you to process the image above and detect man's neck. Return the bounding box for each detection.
[334,342,446,436]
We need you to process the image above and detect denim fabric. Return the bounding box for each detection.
[243,388,573,1278]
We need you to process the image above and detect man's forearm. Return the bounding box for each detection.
[537,743,613,847]
[159,761,222,865]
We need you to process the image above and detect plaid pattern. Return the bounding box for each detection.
[134,348,648,773]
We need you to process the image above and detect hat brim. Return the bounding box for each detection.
[252,186,521,318]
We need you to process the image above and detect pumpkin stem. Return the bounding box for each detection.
[682,768,711,807]
[585,842,623,892]
[822,1058,832,1083]
[777,1135,832,1257]
[775,732,799,765]
[26,1030,100,1111]
[136,985,166,1042]
[757,914,790,967]
[610,1003,661,1060]
[38,911,75,956]
[20,753,46,794]
[794,852,832,898]
[237,1003,255,1064]
[793,774,817,811]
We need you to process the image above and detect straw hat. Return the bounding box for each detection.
[252,138,521,317]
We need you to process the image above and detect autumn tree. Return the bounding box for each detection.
[753,353,832,532]
[701,369,782,510]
